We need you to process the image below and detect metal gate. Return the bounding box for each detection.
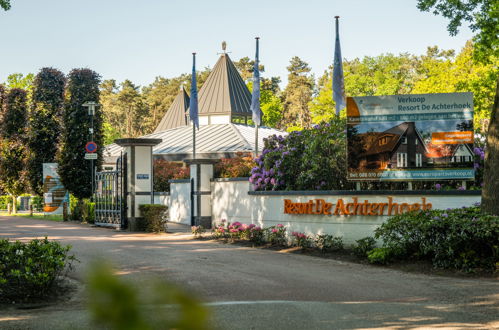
[94,153,127,229]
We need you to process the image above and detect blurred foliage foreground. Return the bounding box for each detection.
[87,262,212,330]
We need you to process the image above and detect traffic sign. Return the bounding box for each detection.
[85,141,98,153]
[84,153,98,160]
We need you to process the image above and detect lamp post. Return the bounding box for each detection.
[82,101,99,200]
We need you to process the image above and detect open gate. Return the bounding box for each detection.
[94,153,127,229]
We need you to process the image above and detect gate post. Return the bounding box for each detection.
[115,138,162,231]
[184,159,217,229]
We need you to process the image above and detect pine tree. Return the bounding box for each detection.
[57,69,102,200]
[281,57,314,130]
[27,68,66,195]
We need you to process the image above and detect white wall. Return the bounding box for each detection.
[168,182,191,224]
[153,194,170,207]
[169,179,481,245]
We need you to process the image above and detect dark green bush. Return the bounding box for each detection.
[315,234,343,253]
[0,238,76,303]
[353,237,377,258]
[138,204,168,233]
[374,205,499,272]
[367,247,399,265]
[0,195,10,209]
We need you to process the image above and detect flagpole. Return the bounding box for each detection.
[333,16,346,116]
[252,37,261,157]
[190,52,198,159]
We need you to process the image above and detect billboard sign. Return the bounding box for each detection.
[346,92,474,181]
[42,163,69,214]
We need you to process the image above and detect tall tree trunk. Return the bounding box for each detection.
[481,78,499,215]
[12,195,17,214]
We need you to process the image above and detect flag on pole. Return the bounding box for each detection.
[250,37,261,126]
[333,16,346,116]
[189,53,199,129]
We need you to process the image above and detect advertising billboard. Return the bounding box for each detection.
[42,163,69,214]
[346,92,474,181]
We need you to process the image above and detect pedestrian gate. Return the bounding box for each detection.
[94,154,127,228]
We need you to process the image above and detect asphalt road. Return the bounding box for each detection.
[0,216,498,329]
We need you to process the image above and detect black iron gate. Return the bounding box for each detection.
[94,153,127,229]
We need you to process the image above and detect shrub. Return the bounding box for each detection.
[215,152,255,178]
[0,237,76,303]
[138,204,168,233]
[250,118,353,191]
[315,234,343,253]
[0,195,10,210]
[248,225,265,245]
[266,224,287,246]
[82,201,95,224]
[353,237,377,258]
[154,160,190,192]
[367,247,397,265]
[212,221,229,239]
[30,195,43,212]
[191,225,206,238]
[291,231,312,249]
[227,221,243,240]
[374,205,499,272]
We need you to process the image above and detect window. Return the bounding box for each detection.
[397,153,407,167]
[401,136,407,144]
[416,153,423,167]
[379,137,388,146]
[415,138,418,145]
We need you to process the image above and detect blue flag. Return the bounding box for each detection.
[189,53,199,129]
[250,38,261,126]
[333,16,346,115]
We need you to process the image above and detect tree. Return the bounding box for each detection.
[417,0,499,214]
[57,69,102,200]
[6,73,34,92]
[233,57,265,82]
[0,88,28,213]
[27,68,66,195]
[0,0,10,11]
[281,56,314,130]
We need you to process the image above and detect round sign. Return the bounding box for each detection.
[85,141,98,153]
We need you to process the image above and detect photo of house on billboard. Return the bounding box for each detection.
[347,92,474,181]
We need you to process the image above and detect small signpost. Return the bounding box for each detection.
[84,153,98,160]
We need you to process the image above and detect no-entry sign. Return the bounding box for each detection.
[85,141,98,153]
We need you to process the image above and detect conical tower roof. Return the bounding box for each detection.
[197,53,252,117]
[154,86,189,133]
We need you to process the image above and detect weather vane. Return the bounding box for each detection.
[218,41,231,55]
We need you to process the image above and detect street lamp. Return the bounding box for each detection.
[82,101,100,200]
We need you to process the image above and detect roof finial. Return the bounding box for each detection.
[222,41,227,53]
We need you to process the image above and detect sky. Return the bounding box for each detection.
[0,0,474,88]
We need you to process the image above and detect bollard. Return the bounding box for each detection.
[7,203,11,215]
[29,205,33,217]
[63,202,68,221]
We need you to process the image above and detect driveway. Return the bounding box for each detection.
[0,216,497,329]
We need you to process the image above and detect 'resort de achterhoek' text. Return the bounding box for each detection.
[398,102,472,111]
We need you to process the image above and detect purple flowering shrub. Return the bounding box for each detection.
[372,204,499,272]
[266,224,287,246]
[251,118,352,191]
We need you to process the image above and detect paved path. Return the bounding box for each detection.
[0,216,498,329]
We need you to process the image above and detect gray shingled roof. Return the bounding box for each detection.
[197,53,252,116]
[104,123,286,162]
[154,86,189,132]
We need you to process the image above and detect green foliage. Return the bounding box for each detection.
[138,204,168,233]
[2,88,28,138]
[87,262,211,330]
[191,225,206,238]
[0,195,11,209]
[82,201,95,224]
[251,117,353,191]
[0,139,28,203]
[27,68,66,195]
[0,0,11,10]
[314,234,344,253]
[281,56,314,129]
[153,160,190,192]
[30,195,43,212]
[353,237,377,258]
[417,0,498,60]
[57,69,102,199]
[291,231,312,249]
[367,247,397,265]
[0,238,76,303]
[214,153,255,178]
[6,73,34,95]
[374,206,499,272]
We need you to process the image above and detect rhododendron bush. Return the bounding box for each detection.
[251,117,352,191]
[153,160,190,192]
